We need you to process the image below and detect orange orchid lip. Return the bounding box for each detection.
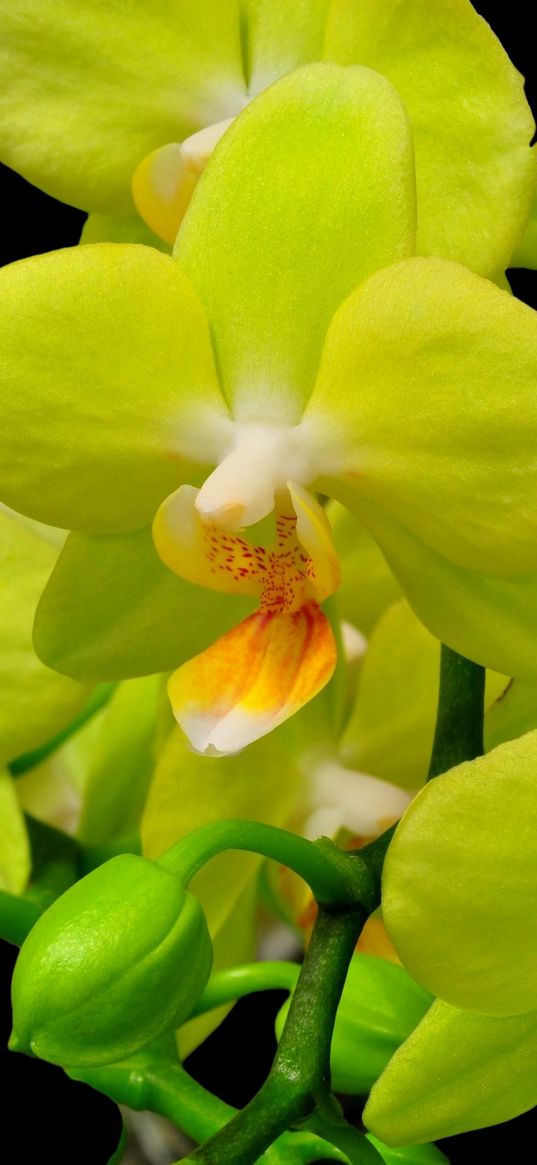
[168,600,337,756]
[153,476,341,754]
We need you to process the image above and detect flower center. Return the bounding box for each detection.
[195,421,319,528]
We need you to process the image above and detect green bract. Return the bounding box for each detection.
[0,0,534,277]
[0,64,536,713]
[276,954,432,1096]
[10,854,212,1067]
[365,999,537,1144]
[382,731,537,1016]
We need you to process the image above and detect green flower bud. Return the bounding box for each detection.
[10,854,212,1068]
[276,954,432,1096]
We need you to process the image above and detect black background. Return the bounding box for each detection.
[1,3,536,1161]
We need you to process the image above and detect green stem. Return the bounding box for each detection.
[159,821,365,908]
[8,682,116,777]
[191,962,299,1018]
[73,1055,345,1164]
[146,1061,234,1142]
[185,904,367,1165]
[428,645,485,778]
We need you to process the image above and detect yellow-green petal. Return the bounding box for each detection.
[350,502,537,683]
[81,213,171,253]
[326,0,537,278]
[0,769,31,895]
[309,258,537,576]
[34,528,255,683]
[0,244,228,532]
[341,601,439,791]
[329,503,401,636]
[382,732,537,1016]
[341,600,506,790]
[511,184,537,269]
[485,679,537,751]
[0,0,246,213]
[0,509,87,767]
[77,676,164,848]
[176,62,415,421]
[245,0,330,93]
[365,999,537,1144]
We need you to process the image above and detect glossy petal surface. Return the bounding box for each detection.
[0,509,86,766]
[382,732,537,1015]
[81,212,171,253]
[365,999,537,1144]
[34,528,254,682]
[328,503,401,636]
[168,602,337,755]
[355,503,537,682]
[176,63,415,420]
[511,184,537,269]
[245,0,330,92]
[0,769,31,895]
[326,0,537,277]
[0,0,246,212]
[342,600,506,789]
[77,676,163,847]
[0,245,227,532]
[309,258,537,576]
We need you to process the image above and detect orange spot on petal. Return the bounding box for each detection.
[168,601,337,755]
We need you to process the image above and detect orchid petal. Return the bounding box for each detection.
[81,212,170,253]
[366,998,537,1146]
[326,0,537,277]
[0,0,246,213]
[308,258,537,576]
[382,731,537,1016]
[176,62,415,419]
[352,504,537,684]
[341,600,506,791]
[0,244,228,533]
[305,760,411,840]
[328,503,401,636]
[34,528,254,683]
[244,0,330,93]
[132,143,199,246]
[288,483,340,604]
[153,485,263,597]
[77,675,163,848]
[0,509,87,767]
[0,769,31,895]
[511,187,537,269]
[168,602,337,755]
[485,680,537,752]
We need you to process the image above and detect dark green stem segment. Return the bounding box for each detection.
[428,644,485,779]
[186,904,367,1165]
